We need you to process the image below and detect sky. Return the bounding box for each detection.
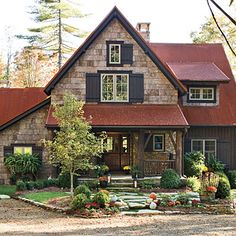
[0,0,234,60]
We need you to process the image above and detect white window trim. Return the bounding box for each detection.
[101,74,129,102]
[109,44,121,64]
[153,134,165,152]
[191,139,217,157]
[14,146,33,155]
[189,87,214,101]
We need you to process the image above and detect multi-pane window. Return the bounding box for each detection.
[109,44,121,64]
[153,134,164,151]
[14,146,32,155]
[191,139,216,158]
[101,74,128,102]
[189,87,214,101]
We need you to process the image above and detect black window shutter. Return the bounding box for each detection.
[129,73,144,103]
[121,44,133,64]
[3,146,13,157]
[32,146,43,160]
[86,73,100,102]
[184,138,191,153]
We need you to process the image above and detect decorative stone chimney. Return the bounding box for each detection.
[136,23,150,42]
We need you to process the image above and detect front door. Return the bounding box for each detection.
[103,134,130,171]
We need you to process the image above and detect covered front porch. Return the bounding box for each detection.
[97,129,185,177]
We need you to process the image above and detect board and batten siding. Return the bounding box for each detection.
[184,127,236,170]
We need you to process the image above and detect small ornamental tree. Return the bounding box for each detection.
[43,94,105,196]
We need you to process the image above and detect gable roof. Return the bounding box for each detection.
[0,88,49,131]
[44,6,186,95]
[46,104,188,128]
[150,43,236,126]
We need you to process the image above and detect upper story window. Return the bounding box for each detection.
[106,41,133,66]
[109,44,121,64]
[153,134,165,151]
[188,87,215,102]
[14,146,32,155]
[191,139,216,159]
[101,74,129,102]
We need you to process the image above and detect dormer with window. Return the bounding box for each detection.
[188,86,216,103]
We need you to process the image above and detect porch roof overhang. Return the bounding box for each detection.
[46,104,189,128]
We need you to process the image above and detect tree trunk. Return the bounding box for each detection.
[70,171,74,197]
[58,0,62,69]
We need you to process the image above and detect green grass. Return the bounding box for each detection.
[22,191,69,203]
[0,185,16,196]
[231,189,236,200]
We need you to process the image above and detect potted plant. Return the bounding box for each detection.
[130,165,141,179]
[95,164,109,188]
[98,176,108,188]
[123,165,131,174]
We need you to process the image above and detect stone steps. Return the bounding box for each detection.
[106,187,140,192]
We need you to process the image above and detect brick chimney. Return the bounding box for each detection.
[136,23,150,42]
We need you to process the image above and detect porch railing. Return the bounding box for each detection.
[144,159,176,176]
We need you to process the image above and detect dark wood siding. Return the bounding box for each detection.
[86,73,100,102]
[184,127,236,170]
[129,73,144,103]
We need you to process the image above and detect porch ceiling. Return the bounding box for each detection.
[46,104,189,127]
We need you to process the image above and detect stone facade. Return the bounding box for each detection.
[51,19,178,105]
[0,105,55,184]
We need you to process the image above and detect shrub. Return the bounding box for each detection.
[186,176,201,192]
[58,172,77,188]
[160,169,182,189]
[74,184,91,198]
[84,180,99,190]
[184,152,205,177]
[16,180,27,191]
[4,153,41,181]
[215,172,231,199]
[206,156,225,172]
[34,180,44,189]
[139,179,158,189]
[95,165,109,177]
[70,193,89,210]
[92,191,110,207]
[227,170,236,189]
[26,181,35,190]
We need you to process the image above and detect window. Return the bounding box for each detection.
[153,134,165,151]
[109,44,121,64]
[101,74,129,102]
[189,87,215,101]
[14,146,32,155]
[191,139,216,158]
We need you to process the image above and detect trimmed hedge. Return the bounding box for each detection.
[160,169,182,189]
[227,170,236,189]
[216,172,231,199]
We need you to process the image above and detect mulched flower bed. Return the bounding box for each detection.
[15,186,68,195]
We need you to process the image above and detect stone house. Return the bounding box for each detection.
[0,7,235,184]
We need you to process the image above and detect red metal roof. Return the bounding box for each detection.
[150,43,236,125]
[46,104,188,127]
[167,62,230,82]
[0,88,48,127]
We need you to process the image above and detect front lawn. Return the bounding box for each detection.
[22,191,69,203]
[0,185,16,196]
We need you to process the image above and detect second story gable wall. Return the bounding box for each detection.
[51,19,178,105]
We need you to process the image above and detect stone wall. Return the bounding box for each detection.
[51,19,178,105]
[0,105,55,184]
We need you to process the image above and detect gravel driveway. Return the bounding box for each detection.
[0,199,236,236]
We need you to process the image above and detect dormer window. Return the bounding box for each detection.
[188,86,216,103]
[109,44,121,64]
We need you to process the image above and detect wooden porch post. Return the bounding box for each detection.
[138,129,144,178]
[176,130,183,176]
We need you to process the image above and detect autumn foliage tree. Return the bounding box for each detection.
[43,94,105,196]
[12,47,57,87]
